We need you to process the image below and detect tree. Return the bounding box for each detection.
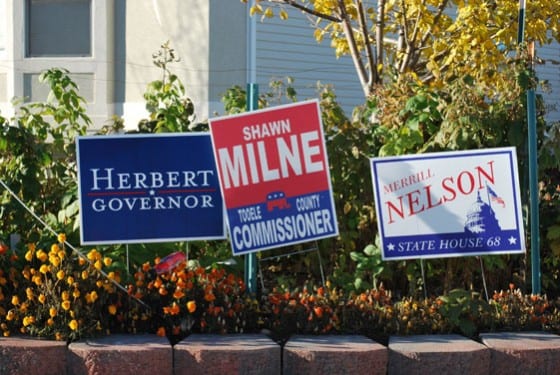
[245,0,560,98]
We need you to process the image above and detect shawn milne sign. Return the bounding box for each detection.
[76,133,225,245]
[209,100,339,256]
[370,147,525,260]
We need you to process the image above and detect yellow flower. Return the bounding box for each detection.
[87,249,100,261]
[56,270,65,280]
[61,301,71,311]
[32,275,43,286]
[67,276,75,285]
[21,269,30,280]
[49,307,57,318]
[36,250,48,262]
[103,257,112,267]
[96,280,103,288]
[57,233,66,244]
[11,296,19,306]
[78,257,87,266]
[50,243,60,253]
[55,332,63,341]
[24,250,33,262]
[38,294,46,304]
[62,291,70,301]
[25,287,34,300]
[27,243,36,252]
[47,318,54,326]
[68,319,78,331]
[94,260,102,271]
[49,255,60,267]
[58,250,65,260]
[72,289,80,299]
[108,304,117,315]
[23,316,35,327]
[3,331,10,337]
[87,291,99,304]
[19,302,28,313]
[81,270,89,280]
[39,264,49,274]
[6,310,15,321]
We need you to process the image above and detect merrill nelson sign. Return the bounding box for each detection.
[370,147,525,260]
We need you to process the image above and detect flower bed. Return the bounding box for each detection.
[0,235,559,345]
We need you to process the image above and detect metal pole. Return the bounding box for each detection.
[244,84,259,294]
[527,88,540,294]
[244,2,258,294]
[518,0,541,294]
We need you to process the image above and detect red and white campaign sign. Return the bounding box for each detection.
[209,100,339,256]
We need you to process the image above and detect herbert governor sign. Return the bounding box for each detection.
[76,133,225,245]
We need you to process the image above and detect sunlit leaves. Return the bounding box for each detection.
[249,0,560,97]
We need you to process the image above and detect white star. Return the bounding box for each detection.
[508,236,517,245]
[149,189,155,196]
[387,243,395,251]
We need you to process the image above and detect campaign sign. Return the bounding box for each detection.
[76,133,226,245]
[209,99,339,256]
[370,147,525,260]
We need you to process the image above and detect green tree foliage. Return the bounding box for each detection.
[0,68,90,244]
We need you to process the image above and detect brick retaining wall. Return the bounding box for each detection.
[1,331,559,374]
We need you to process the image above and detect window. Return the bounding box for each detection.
[26,0,91,57]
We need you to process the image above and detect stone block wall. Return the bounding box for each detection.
[1,331,559,374]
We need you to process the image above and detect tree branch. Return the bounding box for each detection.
[375,0,386,85]
[268,0,342,22]
[357,0,377,86]
[337,0,371,97]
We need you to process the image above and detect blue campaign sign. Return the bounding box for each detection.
[76,133,226,245]
[370,147,525,260]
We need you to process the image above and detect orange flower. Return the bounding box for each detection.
[163,302,180,315]
[142,262,151,272]
[186,300,196,313]
[156,326,166,337]
[108,304,117,315]
[173,289,185,300]
[314,306,324,318]
[204,292,216,302]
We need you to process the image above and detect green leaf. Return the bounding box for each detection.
[363,244,378,257]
